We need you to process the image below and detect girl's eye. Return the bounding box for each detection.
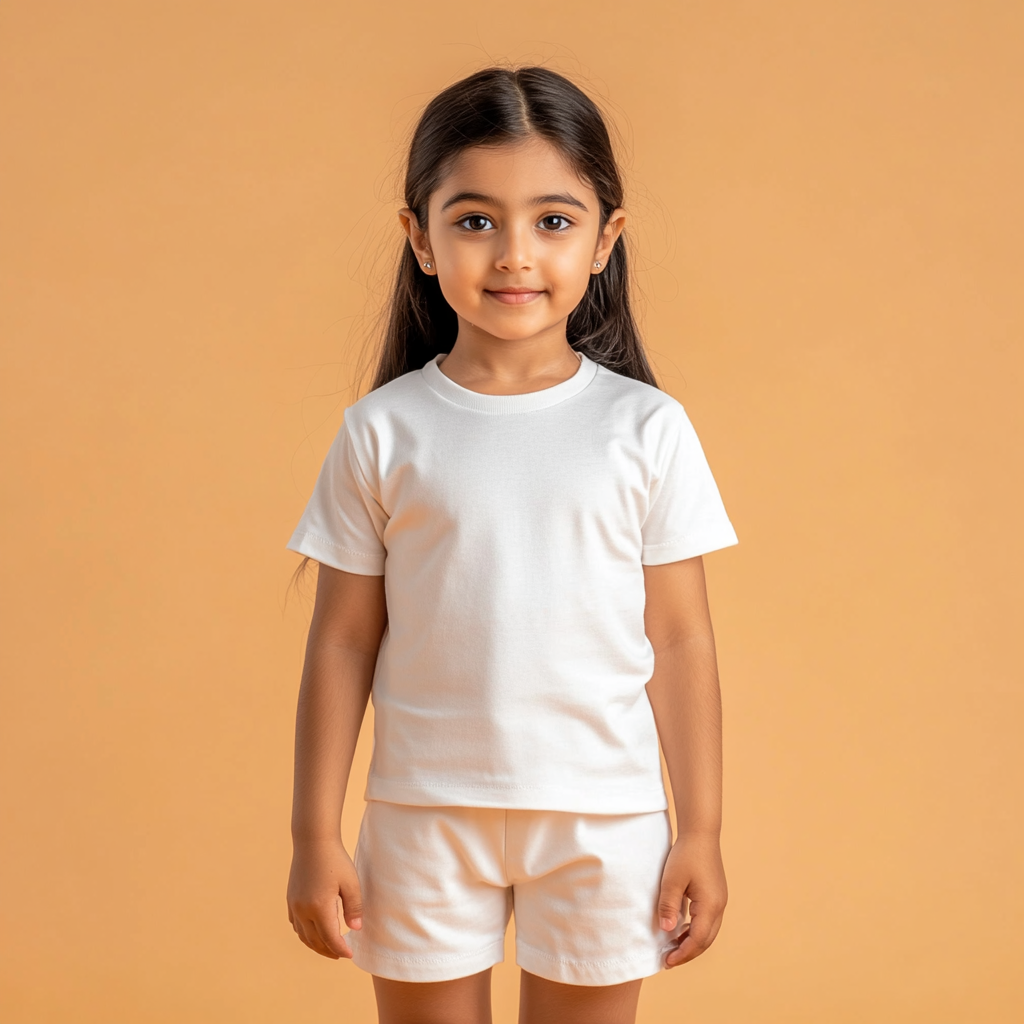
[539,215,571,231]
[459,215,493,231]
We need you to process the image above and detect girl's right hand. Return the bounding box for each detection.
[286,837,363,959]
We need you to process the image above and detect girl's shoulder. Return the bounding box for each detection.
[341,363,428,427]
[590,363,694,431]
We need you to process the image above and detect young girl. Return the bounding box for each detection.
[285,66,738,1024]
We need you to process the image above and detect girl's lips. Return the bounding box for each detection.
[485,289,545,305]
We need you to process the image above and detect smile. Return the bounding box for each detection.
[484,289,545,305]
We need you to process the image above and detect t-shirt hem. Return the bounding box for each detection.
[286,530,385,576]
[364,777,670,814]
[641,524,739,565]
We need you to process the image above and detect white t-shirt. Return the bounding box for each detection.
[287,351,738,814]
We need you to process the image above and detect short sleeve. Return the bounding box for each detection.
[286,414,388,575]
[640,405,738,565]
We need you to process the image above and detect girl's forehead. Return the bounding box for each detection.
[433,137,596,208]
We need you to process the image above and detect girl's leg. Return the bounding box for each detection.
[373,968,493,1024]
[518,971,643,1024]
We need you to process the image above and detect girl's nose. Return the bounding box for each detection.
[495,223,534,273]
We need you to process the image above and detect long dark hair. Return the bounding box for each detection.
[369,66,659,391]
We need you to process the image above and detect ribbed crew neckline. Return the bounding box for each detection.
[421,351,598,413]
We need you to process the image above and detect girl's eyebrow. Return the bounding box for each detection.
[531,192,589,212]
[439,191,589,212]
[440,191,496,211]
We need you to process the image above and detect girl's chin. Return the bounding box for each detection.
[470,321,566,342]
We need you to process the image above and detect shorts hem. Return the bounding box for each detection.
[347,932,505,983]
[515,937,673,987]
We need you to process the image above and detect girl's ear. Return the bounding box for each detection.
[398,208,437,275]
[593,208,627,274]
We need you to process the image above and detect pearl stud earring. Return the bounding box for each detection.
[594,261,602,269]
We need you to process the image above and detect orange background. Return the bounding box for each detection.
[2,2,1022,1021]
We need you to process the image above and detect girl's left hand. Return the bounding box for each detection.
[657,833,728,967]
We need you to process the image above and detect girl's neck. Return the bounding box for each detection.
[436,323,581,397]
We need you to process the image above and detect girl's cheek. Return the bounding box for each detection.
[552,246,592,282]
[450,249,488,289]
[551,259,594,305]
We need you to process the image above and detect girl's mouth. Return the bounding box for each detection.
[485,288,545,305]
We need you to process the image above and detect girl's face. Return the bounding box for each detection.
[400,137,625,347]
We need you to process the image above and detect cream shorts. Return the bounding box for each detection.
[346,801,683,987]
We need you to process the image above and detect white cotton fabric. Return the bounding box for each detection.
[347,802,682,986]
[287,351,738,813]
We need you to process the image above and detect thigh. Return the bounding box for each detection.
[518,970,642,1024]
[373,968,493,1024]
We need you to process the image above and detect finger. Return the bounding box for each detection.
[311,914,351,959]
[310,900,352,959]
[301,914,344,959]
[339,877,364,931]
[664,921,688,966]
[667,927,720,967]
[293,910,339,959]
[666,900,725,967]
[658,880,686,931]
[292,918,321,953]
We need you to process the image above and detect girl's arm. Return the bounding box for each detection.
[643,554,729,967]
[287,563,388,959]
